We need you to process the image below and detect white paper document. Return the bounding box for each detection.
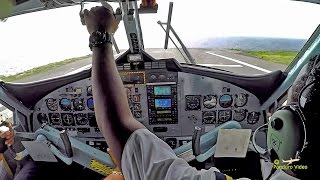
[214,129,251,158]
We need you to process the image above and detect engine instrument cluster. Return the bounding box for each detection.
[33,60,264,150]
[33,79,100,139]
[177,72,262,143]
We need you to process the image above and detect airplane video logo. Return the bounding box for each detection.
[273,158,307,170]
[282,158,300,165]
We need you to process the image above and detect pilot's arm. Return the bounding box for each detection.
[83,6,144,170]
[83,5,249,180]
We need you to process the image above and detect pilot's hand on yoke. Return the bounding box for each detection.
[83,5,120,34]
[0,123,14,146]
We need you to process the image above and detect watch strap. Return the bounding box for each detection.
[89,31,112,50]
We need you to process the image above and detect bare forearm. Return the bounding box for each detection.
[91,44,144,167]
[92,45,131,125]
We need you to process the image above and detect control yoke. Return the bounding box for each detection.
[15,125,116,176]
[13,121,242,176]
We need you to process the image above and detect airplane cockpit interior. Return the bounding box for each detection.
[0,0,319,179]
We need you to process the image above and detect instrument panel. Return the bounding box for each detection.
[33,61,264,150]
[34,79,101,139]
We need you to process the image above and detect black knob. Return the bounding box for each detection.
[271,118,283,130]
[165,138,177,149]
[59,130,73,158]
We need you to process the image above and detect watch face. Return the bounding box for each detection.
[90,31,105,43]
[89,31,111,50]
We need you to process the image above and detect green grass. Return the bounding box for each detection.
[235,50,298,65]
[0,55,91,82]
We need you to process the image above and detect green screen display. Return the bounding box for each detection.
[154,86,171,95]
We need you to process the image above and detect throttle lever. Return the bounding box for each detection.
[59,130,73,158]
[192,126,201,156]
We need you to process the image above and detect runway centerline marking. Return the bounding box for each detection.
[198,64,243,67]
[206,51,271,73]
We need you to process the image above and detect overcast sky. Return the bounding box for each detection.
[0,0,320,75]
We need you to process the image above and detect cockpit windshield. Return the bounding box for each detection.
[0,0,320,82]
[1,1,320,179]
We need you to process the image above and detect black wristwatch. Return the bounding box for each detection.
[89,31,112,50]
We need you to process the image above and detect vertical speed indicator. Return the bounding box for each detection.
[235,93,248,107]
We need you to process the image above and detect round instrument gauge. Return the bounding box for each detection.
[133,103,141,110]
[61,113,74,126]
[234,109,247,122]
[235,93,248,107]
[37,113,48,124]
[247,112,260,124]
[203,95,217,109]
[49,113,61,125]
[150,74,157,80]
[159,74,166,80]
[131,73,144,83]
[87,86,92,96]
[87,98,94,111]
[59,98,71,111]
[218,110,232,123]
[168,73,175,80]
[75,113,88,125]
[202,111,216,124]
[219,94,233,108]
[185,95,201,111]
[46,98,58,111]
[73,98,85,111]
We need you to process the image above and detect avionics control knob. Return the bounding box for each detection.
[159,75,166,80]
[150,75,157,80]
[271,118,283,130]
[165,138,177,149]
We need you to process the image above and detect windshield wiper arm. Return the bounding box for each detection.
[158,2,196,64]
[157,21,190,63]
